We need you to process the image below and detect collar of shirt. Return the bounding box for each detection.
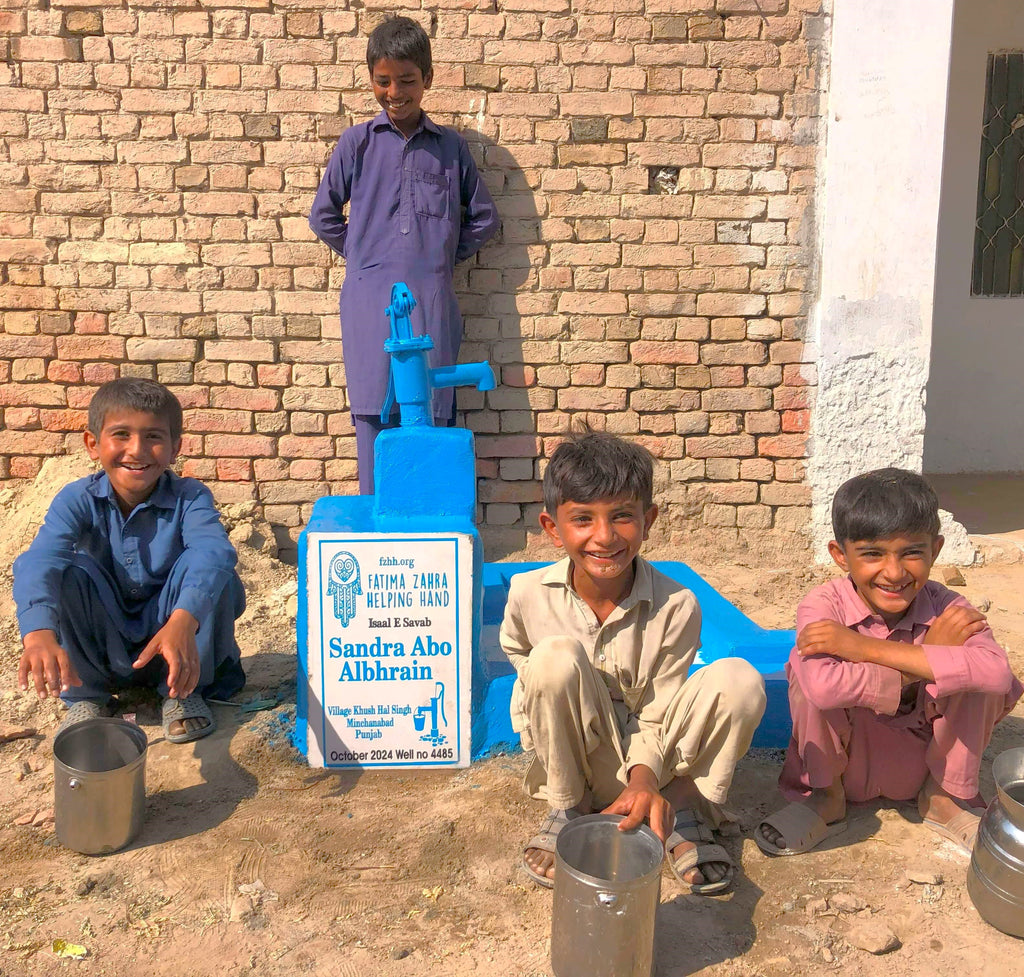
[86,470,179,511]
[540,556,655,619]
[369,109,441,140]
[836,574,938,635]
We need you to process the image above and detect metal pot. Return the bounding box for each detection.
[53,717,148,856]
[967,746,1024,938]
[551,814,664,977]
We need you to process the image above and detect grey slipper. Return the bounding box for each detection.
[521,808,580,889]
[162,693,215,744]
[666,808,736,895]
[58,699,110,734]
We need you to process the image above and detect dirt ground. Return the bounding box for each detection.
[0,459,1022,977]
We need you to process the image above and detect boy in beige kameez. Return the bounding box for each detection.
[500,433,766,893]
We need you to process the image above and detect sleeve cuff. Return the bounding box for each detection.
[18,606,60,640]
[174,587,213,626]
[624,740,664,784]
[872,663,904,715]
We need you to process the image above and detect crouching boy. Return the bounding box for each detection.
[500,432,766,893]
[757,468,1022,856]
[14,378,246,743]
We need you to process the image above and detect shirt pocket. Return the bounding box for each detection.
[412,169,450,220]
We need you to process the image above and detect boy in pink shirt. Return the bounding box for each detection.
[757,468,1022,856]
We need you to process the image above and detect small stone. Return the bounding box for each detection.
[389,948,411,960]
[781,901,796,912]
[229,895,250,922]
[805,896,829,917]
[921,884,944,903]
[941,566,966,586]
[75,879,96,897]
[830,892,867,913]
[12,887,25,899]
[906,867,943,885]
[822,947,834,963]
[976,598,992,613]
[844,919,901,955]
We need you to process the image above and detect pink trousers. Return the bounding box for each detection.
[780,674,1014,803]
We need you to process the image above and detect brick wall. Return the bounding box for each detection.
[0,0,827,560]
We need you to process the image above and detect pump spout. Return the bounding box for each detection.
[430,361,496,393]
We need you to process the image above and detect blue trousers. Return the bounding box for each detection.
[57,553,246,704]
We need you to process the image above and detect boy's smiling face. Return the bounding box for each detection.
[539,493,657,590]
[370,57,432,136]
[828,532,944,626]
[84,408,180,514]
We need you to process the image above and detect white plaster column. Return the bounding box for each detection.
[809,0,956,556]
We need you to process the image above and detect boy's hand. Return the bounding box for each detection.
[797,620,868,661]
[19,629,82,699]
[133,609,200,700]
[923,603,988,647]
[601,764,674,845]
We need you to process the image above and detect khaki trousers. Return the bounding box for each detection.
[516,636,766,814]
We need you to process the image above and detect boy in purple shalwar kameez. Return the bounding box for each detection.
[309,16,499,493]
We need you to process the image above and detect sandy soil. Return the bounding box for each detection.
[0,459,1022,977]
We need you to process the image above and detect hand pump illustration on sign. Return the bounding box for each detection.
[297,282,493,769]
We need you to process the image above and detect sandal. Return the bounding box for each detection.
[521,808,580,889]
[754,801,848,856]
[666,808,736,895]
[162,692,215,744]
[57,699,111,734]
[922,809,980,855]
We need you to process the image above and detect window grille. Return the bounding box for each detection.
[972,52,1024,296]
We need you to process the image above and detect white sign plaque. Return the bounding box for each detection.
[305,533,473,768]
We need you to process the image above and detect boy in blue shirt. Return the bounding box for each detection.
[14,378,245,743]
[309,15,499,493]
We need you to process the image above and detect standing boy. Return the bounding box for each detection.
[14,378,246,743]
[500,433,766,893]
[309,16,499,493]
[757,468,1022,856]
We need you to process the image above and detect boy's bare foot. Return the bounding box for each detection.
[918,774,985,852]
[757,776,847,853]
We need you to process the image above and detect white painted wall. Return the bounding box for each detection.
[809,0,957,554]
[924,0,1024,474]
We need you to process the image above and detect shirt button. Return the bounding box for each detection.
[125,557,133,564]
[599,654,606,662]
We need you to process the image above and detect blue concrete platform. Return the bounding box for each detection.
[471,561,794,759]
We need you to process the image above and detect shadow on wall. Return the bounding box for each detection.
[453,134,542,559]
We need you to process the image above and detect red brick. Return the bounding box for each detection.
[631,341,699,365]
[257,364,292,387]
[40,409,87,432]
[5,408,39,430]
[10,457,43,478]
[74,312,108,335]
[0,430,66,454]
[773,385,812,410]
[47,361,83,383]
[183,409,251,433]
[781,409,809,432]
[685,434,756,458]
[0,383,67,407]
[0,336,57,358]
[82,363,118,384]
[216,458,253,481]
[277,435,334,459]
[289,459,324,480]
[180,459,216,480]
[56,335,126,360]
[476,435,542,458]
[211,386,280,411]
[204,434,276,457]
[758,434,807,458]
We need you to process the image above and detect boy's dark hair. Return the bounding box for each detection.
[366,16,432,79]
[543,432,654,512]
[831,467,941,543]
[87,378,183,443]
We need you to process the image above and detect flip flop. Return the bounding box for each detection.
[922,809,980,855]
[755,801,848,856]
[162,692,215,745]
[521,808,579,889]
[57,699,111,734]
[666,808,735,895]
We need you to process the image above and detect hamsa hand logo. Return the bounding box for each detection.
[326,550,361,627]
